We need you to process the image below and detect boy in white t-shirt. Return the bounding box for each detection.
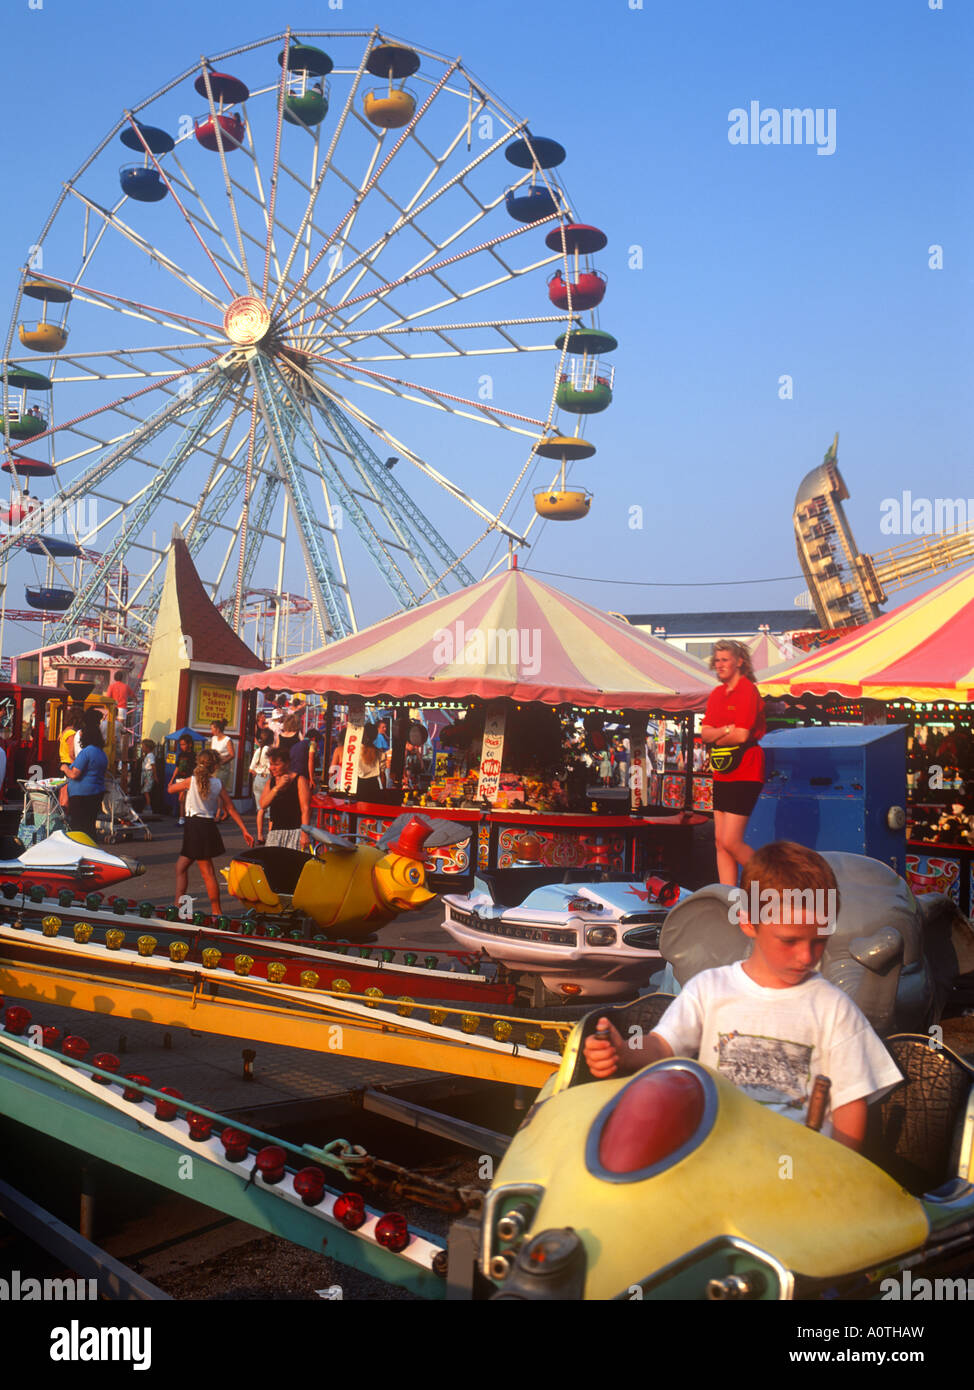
[583,841,902,1150]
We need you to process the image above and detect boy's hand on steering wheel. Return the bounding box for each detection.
[583,1016,624,1079]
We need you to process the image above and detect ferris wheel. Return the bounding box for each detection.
[0,27,616,661]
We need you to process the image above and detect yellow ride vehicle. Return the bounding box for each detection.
[223,816,436,939]
[481,995,974,1300]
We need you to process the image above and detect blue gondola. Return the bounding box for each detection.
[26,535,81,558]
[26,585,74,612]
[118,120,175,201]
[119,166,169,202]
[505,186,563,223]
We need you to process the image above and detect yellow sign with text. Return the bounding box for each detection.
[195,684,236,727]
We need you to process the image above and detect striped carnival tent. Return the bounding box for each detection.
[761,564,974,702]
[747,625,793,675]
[238,566,713,712]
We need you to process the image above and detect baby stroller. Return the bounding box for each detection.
[99,776,153,843]
[17,778,70,848]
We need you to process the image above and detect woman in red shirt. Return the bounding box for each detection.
[700,641,766,885]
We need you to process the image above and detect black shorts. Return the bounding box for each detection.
[181,816,225,862]
[713,780,763,816]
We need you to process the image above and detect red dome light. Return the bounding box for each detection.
[187,1114,213,1142]
[155,1086,183,1121]
[598,1068,705,1174]
[333,1192,366,1230]
[4,1005,32,1035]
[123,1074,151,1103]
[42,1026,61,1049]
[255,1145,287,1184]
[293,1167,326,1206]
[62,1035,90,1060]
[91,1052,120,1083]
[375,1212,410,1253]
[220,1127,250,1162]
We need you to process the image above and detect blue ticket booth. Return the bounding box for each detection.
[745,725,908,875]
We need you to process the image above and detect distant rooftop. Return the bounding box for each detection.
[624,610,821,636]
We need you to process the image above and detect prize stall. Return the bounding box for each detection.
[239,567,713,889]
[761,565,974,914]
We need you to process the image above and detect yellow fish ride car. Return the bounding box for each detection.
[223,815,437,940]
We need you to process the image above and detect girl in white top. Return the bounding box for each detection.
[169,750,253,915]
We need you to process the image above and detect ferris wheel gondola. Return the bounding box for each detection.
[1,28,616,661]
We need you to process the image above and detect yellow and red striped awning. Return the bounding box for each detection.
[762,565,974,702]
[239,568,713,712]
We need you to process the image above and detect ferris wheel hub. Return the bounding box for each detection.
[223,296,272,346]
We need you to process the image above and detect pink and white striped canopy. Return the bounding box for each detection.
[239,569,713,712]
[762,564,974,702]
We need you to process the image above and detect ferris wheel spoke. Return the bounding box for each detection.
[120,115,239,300]
[314,378,526,544]
[44,376,235,641]
[182,384,250,546]
[229,390,263,629]
[282,213,557,341]
[305,352,544,437]
[268,31,376,319]
[275,55,461,321]
[249,355,352,638]
[239,123,287,295]
[235,463,284,601]
[191,70,255,295]
[281,377,421,608]
[21,271,224,341]
[64,186,226,310]
[4,354,222,471]
[304,382,470,594]
[292,156,534,328]
[308,107,510,318]
[313,470,357,634]
[258,30,293,301]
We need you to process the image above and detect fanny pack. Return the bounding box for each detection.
[709,741,757,774]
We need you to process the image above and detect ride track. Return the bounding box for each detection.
[0,26,615,660]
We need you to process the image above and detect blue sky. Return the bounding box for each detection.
[1,0,970,654]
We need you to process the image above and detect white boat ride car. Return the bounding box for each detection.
[441,873,690,1000]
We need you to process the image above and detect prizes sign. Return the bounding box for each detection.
[476,705,507,804]
[630,737,648,811]
[196,684,235,726]
[340,702,366,795]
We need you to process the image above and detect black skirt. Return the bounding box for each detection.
[181,815,225,862]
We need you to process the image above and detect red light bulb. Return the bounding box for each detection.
[220,1127,250,1162]
[91,1052,120,1083]
[187,1114,213,1142]
[62,1035,90,1060]
[293,1167,326,1206]
[123,1074,151,1103]
[4,1005,32,1035]
[155,1087,183,1121]
[374,1212,410,1253]
[333,1192,366,1230]
[42,1026,61,1049]
[255,1145,287,1184]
